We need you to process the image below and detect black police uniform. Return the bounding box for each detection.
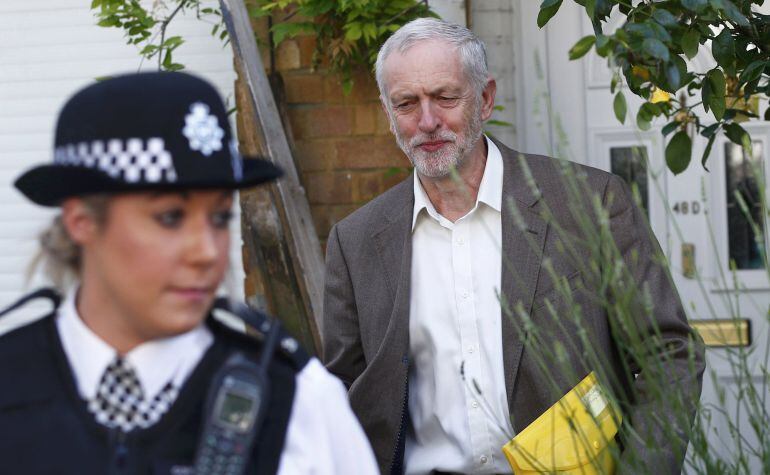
[0,289,309,475]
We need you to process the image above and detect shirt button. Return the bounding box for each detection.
[471,401,479,409]
[456,237,465,245]
[461,290,469,299]
[480,455,488,464]
[467,346,475,354]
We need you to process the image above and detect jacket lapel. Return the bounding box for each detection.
[498,144,548,416]
[371,176,415,358]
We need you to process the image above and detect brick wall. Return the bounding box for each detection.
[253,23,411,247]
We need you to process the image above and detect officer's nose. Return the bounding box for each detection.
[186,218,221,266]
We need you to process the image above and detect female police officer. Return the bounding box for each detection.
[0,72,377,474]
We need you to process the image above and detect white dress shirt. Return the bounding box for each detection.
[405,137,515,474]
[57,288,378,475]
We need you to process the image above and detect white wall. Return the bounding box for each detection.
[0,0,240,331]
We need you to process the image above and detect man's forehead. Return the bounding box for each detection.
[382,40,465,94]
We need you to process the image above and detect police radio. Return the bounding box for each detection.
[193,320,282,475]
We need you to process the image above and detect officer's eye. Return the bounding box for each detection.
[211,210,234,229]
[155,208,185,228]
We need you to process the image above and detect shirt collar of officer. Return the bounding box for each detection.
[56,286,214,400]
[412,135,503,230]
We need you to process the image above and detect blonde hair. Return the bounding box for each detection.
[27,195,111,291]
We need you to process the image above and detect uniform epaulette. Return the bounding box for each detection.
[211,298,310,371]
[0,288,61,319]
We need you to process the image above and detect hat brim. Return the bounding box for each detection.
[14,156,283,207]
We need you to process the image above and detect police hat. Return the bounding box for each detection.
[15,72,282,206]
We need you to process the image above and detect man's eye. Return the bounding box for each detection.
[211,210,234,229]
[155,209,184,228]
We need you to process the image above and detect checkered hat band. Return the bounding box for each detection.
[54,138,178,184]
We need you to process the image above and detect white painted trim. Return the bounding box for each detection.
[708,123,770,291]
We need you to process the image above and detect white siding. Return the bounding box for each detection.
[0,0,241,331]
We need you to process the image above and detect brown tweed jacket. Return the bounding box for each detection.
[321,140,705,474]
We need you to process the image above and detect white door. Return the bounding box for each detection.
[514,2,769,472]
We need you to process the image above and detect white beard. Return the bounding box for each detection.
[392,103,484,178]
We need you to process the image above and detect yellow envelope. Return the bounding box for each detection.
[502,371,621,474]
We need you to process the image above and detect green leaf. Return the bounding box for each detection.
[652,9,678,27]
[712,28,735,70]
[341,78,353,96]
[585,0,596,19]
[724,123,751,152]
[701,133,716,171]
[682,0,707,11]
[701,123,720,137]
[666,131,692,174]
[610,72,620,93]
[662,121,679,136]
[595,34,611,57]
[613,91,627,124]
[648,21,673,43]
[706,69,727,120]
[702,74,712,113]
[666,62,681,90]
[569,36,596,60]
[637,109,652,131]
[682,30,700,59]
[642,38,670,62]
[487,119,514,127]
[738,60,767,87]
[709,0,750,26]
[163,36,184,49]
[345,22,362,41]
[538,0,563,28]
[363,23,377,41]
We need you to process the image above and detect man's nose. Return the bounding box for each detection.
[417,100,440,133]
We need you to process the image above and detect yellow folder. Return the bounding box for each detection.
[502,371,621,474]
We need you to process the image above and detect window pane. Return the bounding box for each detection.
[725,142,766,270]
[610,146,649,217]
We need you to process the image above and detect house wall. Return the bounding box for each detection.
[0,0,241,331]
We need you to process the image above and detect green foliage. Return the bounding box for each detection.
[613,90,627,123]
[91,0,226,72]
[254,0,436,93]
[538,0,770,174]
[92,0,434,93]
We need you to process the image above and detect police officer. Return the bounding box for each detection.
[0,72,378,474]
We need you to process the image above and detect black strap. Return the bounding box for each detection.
[210,298,310,371]
[0,288,61,319]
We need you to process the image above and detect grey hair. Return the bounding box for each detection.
[375,17,488,99]
[26,195,111,291]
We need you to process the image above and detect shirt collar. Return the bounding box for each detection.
[411,135,503,231]
[56,287,213,400]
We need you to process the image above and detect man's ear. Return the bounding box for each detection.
[479,77,497,122]
[61,198,98,245]
[379,96,397,136]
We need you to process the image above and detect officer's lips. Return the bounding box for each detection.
[168,286,215,302]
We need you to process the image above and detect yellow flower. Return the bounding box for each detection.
[650,88,671,104]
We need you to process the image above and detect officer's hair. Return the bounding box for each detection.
[374,17,488,101]
[28,195,110,291]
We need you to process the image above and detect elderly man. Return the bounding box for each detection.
[322,17,704,475]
